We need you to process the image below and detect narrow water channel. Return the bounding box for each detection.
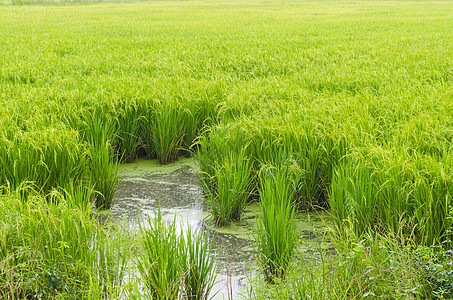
[104,158,331,299]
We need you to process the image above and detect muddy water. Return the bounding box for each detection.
[105,158,331,299]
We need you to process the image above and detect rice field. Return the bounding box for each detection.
[1,0,453,298]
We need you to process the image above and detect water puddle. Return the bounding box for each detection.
[102,158,331,299]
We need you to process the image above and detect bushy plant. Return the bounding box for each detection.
[136,208,217,300]
[254,164,298,283]
[415,243,453,299]
[252,228,426,299]
[145,101,186,165]
[0,185,127,299]
[200,149,253,226]
[82,111,120,209]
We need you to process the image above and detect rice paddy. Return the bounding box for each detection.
[1,0,453,298]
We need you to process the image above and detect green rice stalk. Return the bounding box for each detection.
[147,101,185,164]
[136,209,183,300]
[180,225,217,300]
[254,165,298,283]
[204,149,253,226]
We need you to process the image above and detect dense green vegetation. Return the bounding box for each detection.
[0,183,127,298]
[136,209,216,300]
[1,0,453,298]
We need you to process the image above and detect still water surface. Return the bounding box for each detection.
[104,158,330,299]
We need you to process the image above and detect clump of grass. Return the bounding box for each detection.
[136,208,217,300]
[181,224,217,300]
[146,101,186,165]
[87,138,120,210]
[58,179,94,211]
[82,111,120,209]
[200,149,253,227]
[136,210,182,300]
[254,164,298,283]
[329,158,379,237]
[116,98,144,163]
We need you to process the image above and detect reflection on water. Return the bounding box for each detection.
[100,158,331,299]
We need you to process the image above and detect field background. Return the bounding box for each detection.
[2,0,453,233]
[1,0,453,298]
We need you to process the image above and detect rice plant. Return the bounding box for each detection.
[412,152,453,245]
[329,146,453,245]
[329,158,379,236]
[146,101,186,165]
[115,98,144,163]
[136,208,217,300]
[136,210,183,300]
[181,225,217,300]
[201,149,253,226]
[254,164,298,283]
[82,111,120,209]
[0,125,87,195]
